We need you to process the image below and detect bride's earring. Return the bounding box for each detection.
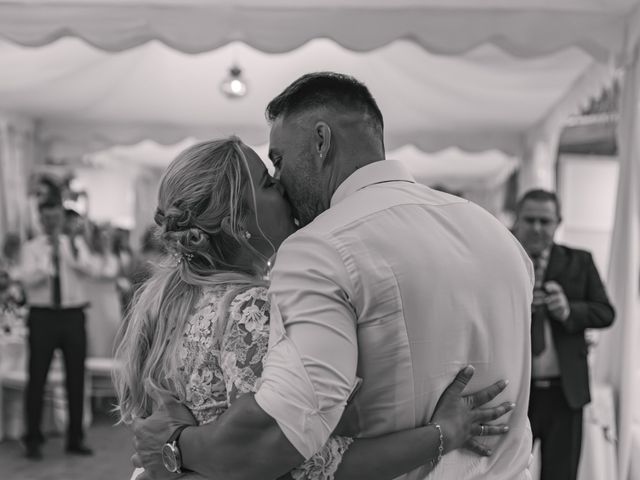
[244,230,252,240]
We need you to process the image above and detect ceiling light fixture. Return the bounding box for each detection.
[220,65,248,99]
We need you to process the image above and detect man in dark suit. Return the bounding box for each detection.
[513,189,615,480]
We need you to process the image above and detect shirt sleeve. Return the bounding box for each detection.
[563,252,615,334]
[254,231,359,460]
[13,240,52,286]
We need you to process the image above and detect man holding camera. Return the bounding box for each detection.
[512,189,615,480]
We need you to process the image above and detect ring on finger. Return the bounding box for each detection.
[480,425,485,436]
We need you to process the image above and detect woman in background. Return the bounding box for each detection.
[81,220,120,357]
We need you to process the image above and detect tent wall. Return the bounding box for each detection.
[0,112,36,241]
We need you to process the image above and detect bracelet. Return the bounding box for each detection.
[427,422,444,467]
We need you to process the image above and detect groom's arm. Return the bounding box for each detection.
[133,231,358,480]
[256,230,359,458]
[178,394,303,480]
[182,231,358,479]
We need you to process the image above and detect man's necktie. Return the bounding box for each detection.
[531,254,546,356]
[51,236,62,308]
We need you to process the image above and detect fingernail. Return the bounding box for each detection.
[486,450,493,455]
[511,402,516,408]
[503,426,510,431]
[504,379,510,386]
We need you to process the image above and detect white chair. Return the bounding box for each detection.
[86,357,122,413]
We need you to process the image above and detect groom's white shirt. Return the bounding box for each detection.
[255,160,533,479]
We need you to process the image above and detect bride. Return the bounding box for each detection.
[115,137,514,480]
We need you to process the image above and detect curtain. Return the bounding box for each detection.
[519,129,560,195]
[593,47,640,480]
[0,114,34,241]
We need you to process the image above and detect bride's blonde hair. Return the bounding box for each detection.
[114,137,269,423]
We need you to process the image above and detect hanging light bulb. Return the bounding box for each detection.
[220,65,248,99]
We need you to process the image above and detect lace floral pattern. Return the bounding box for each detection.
[178,286,229,424]
[221,287,270,403]
[178,284,351,478]
[291,436,354,480]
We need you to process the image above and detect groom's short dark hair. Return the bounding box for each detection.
[266,72,384,135]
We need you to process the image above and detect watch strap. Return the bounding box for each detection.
[167,424,190,445]
[166,424,192,473]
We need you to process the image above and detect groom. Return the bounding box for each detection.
[132,72,533,479]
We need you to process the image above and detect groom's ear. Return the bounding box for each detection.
[314,121,332,164]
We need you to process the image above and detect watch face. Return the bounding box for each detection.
[162,443,178,473]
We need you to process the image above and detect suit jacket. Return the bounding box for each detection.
[543,243,615,409]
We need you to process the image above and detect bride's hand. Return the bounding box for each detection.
[430,365,514,457]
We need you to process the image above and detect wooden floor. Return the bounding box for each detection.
[0,405,135,480]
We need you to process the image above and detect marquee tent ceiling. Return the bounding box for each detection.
[0,36,613,159]
[86,138,518,191]
[1,1,639,59]
[0,0,636,164]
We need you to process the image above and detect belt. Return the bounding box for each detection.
[531,377,562,389]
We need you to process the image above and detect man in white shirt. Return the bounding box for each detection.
[132,72,533,479]
[16,198,118,459]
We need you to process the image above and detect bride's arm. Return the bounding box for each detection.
[333,427,441,480]
[293,367,513,480]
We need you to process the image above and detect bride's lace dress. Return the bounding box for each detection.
[177,284,352,480]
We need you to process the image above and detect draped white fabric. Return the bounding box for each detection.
[0,0,638,60]
[0,36,614,159]
[0,0,634,161]
[593,48,640,480]
[88,140,518,217]
[0,114,34,240]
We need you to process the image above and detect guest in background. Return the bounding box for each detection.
[84,222,121,358]
[113,228,134,269]
[34,176,60,205]
[133,225,164,283]
[26,174,61,239]
[112,227,135,317]
[113,228,134,283]
[14,198,118,459]
[118,225,165,316]
[2,232,23,276]
[512,189,615,480]
[63,208,86,238]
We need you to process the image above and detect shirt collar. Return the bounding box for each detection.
[330,160,415,207]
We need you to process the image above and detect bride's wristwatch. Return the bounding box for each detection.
[161,424,190,474]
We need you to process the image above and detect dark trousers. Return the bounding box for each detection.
[24,307,87,448]
[528,383,583,480]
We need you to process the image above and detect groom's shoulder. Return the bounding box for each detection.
[305,183,470,233]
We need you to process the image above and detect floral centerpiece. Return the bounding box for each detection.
[0,281,27,343]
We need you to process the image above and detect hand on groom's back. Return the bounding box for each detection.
[131,390,197,480]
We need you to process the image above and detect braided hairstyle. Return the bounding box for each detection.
[114,137,268,423]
